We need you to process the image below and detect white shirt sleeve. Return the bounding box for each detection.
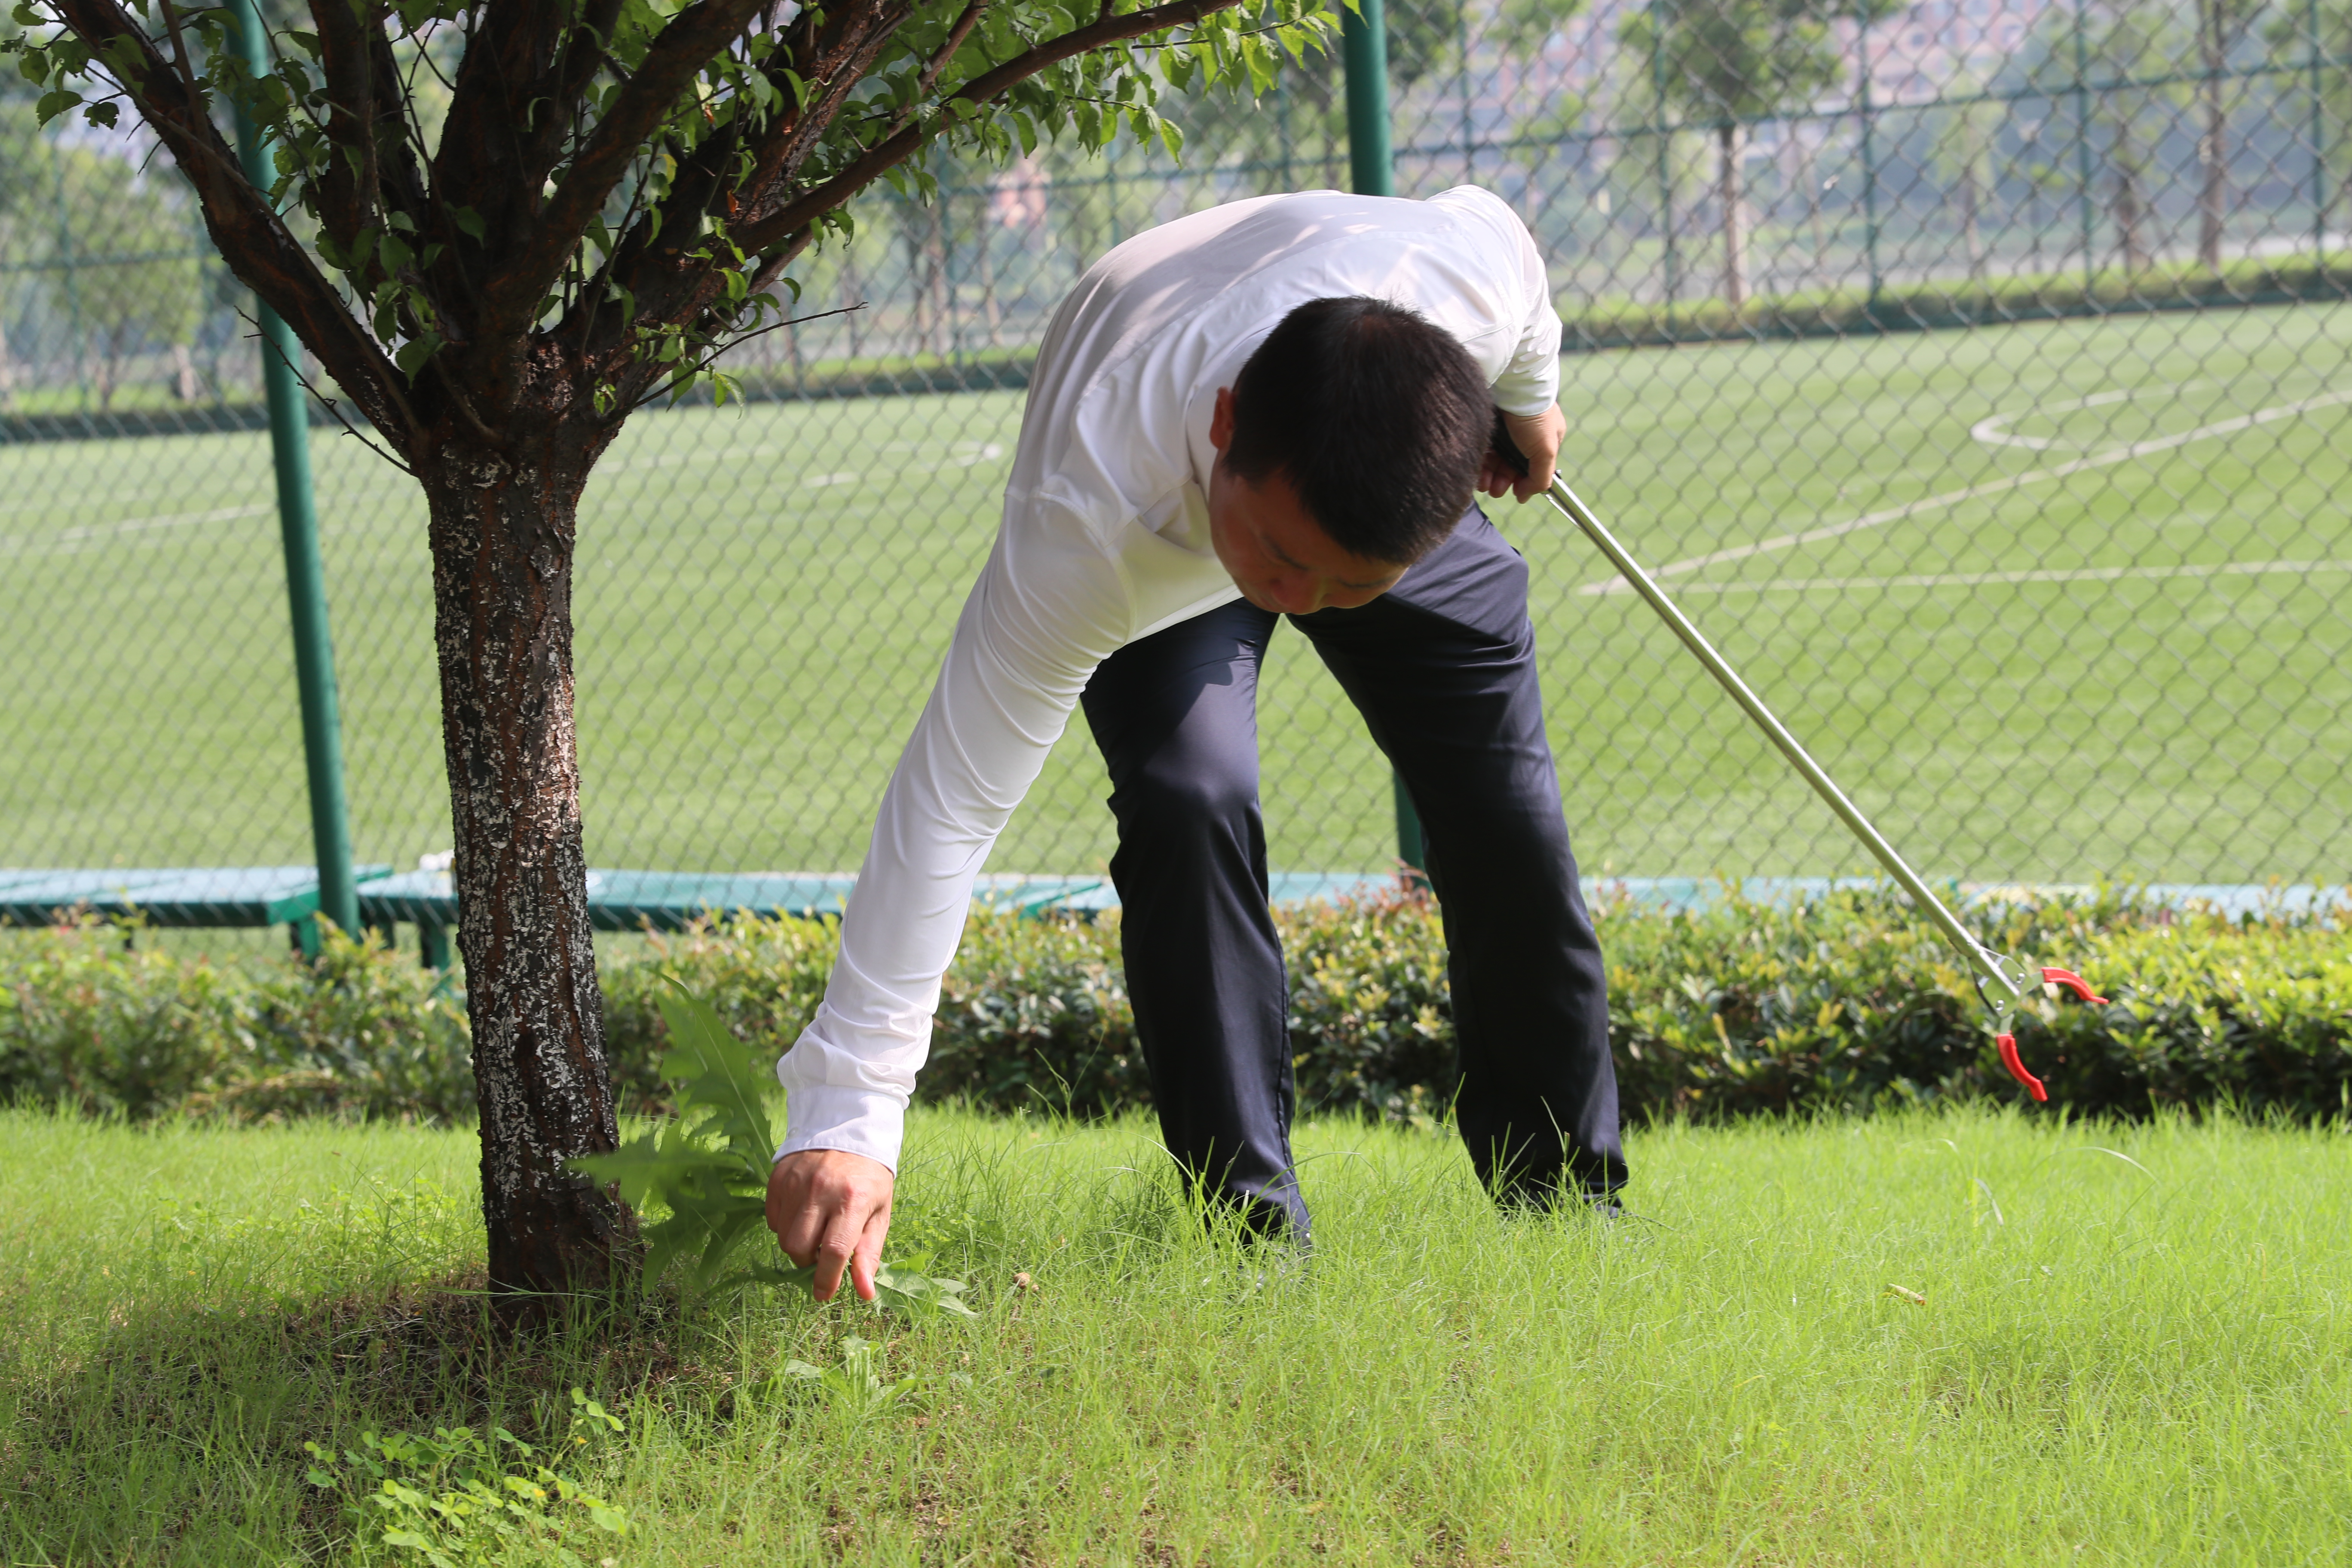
[773,494,1135,1170]
[1429,186,1562,417]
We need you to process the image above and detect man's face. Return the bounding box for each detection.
[1207,386,1407,616]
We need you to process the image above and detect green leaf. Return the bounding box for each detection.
[875,1262,982,1317]
[652,980,779,1170]
[573,1126,735,1209]
[34,87,82,125]
[393,333,442,377]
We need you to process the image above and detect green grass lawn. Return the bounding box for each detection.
[3,1104,2346,1564]
[4,302,2349,884]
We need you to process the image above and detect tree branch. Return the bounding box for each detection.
[734,0,1238,255]
[239,309,421,475]
[614,299,866,414]
[576,0,911,349]
[917,0,991,102]
[474,0,775,340]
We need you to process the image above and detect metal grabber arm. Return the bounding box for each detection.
[1506,437,2107,1098]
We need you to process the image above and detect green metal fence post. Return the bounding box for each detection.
[229,0,359,945]
[1341,0,1425,875]
[1344,0,1396,199]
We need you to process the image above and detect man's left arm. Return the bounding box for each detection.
[1455,186,1566,505]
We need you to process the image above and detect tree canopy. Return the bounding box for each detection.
[7,0,1330,462]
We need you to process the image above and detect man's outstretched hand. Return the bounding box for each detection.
[1479,404,1567,503]
[766,1148,895,1303]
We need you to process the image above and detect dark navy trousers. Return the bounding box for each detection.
[1078,507,1626,1238]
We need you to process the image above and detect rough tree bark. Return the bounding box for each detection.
[423,409,632,1299]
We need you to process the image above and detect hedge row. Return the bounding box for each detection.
[6,885,2348,1126]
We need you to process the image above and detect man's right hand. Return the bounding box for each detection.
[766,1148,895,1303]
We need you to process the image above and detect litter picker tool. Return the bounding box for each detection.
[1492,422,2106,1098]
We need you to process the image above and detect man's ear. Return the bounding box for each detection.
[1210,386,1236,454]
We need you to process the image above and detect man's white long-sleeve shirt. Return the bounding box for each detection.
[775,185,1564,1169]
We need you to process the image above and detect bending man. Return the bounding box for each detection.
[766,185,1626,1298]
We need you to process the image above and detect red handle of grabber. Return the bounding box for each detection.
[1997,970,2110,1100]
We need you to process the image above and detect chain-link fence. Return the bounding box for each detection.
[5,0,2349,891]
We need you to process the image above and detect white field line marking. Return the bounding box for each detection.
[1577,386,2352,596]
[1,502,274,558]
[1967,380,2214,451]
[1655,558,2352,594]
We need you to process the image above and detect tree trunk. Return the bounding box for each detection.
[1960,152,1985,282]
[2113,129,2150,276]
[1798,130,1824,287]
[2197,0,2230,273]
[1717,122,1746,310]
[424,421,638,1311]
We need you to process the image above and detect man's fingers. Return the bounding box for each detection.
[811,1210,861,1302]
[764,1149,897,1300]
[849,1206,891,1303]
[1513,456,1556,503]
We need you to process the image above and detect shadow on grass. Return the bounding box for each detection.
[4,1268,717,1565]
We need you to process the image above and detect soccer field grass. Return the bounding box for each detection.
[5,302,2349,883]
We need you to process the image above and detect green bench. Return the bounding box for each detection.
[0,865,1396,971]
[356,869,1393,969]
[0,866,393,955]
[355,870,1133,968]
[358,869,873,969]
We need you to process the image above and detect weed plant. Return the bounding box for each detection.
[2,1102,2345,1564]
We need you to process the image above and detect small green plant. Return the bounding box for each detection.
[572,980,976,1316]
[304,1389,629,1567]
[757,1333,959,1417]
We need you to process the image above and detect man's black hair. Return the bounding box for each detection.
[1225,296,1492,565]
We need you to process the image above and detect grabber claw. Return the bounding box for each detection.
[1984,964,2109,1102]
[2040,968,2109,1005]
[1996,1033,2047,1101]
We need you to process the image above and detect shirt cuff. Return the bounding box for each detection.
[773,1075,906,1173]
[1491,371,1558,420]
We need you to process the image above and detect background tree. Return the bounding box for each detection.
[1925,61,2006,282]
[2019,0,2186,276]
[2265,0,2352,247]
[6,0,1325,1312]
[2195,0,2266,271]
[2,18,40,409]
[1617,0,1869,308]
[46,145,203,407]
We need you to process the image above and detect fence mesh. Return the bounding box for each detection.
[4,0,2349,891]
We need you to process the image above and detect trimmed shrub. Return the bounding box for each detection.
[600,885,2352,1124]
[6,886,2346,1125]
[0,919,473,1122]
